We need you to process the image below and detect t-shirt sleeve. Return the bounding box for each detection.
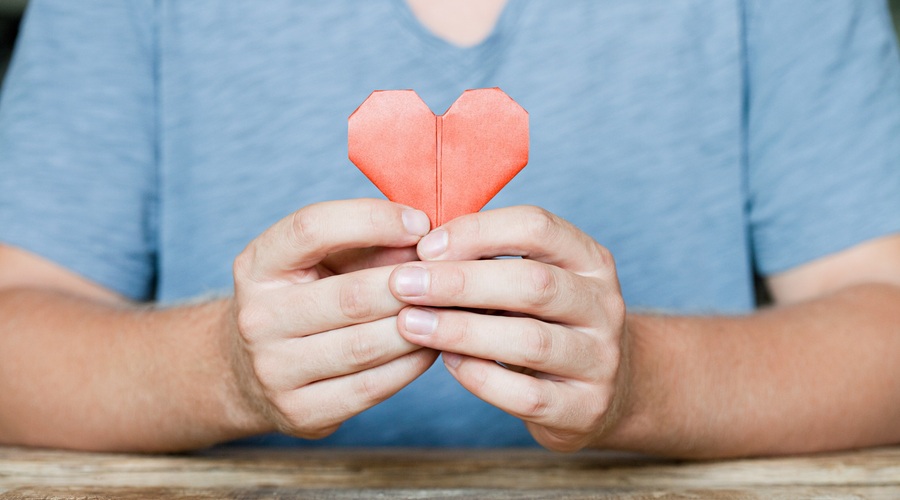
[0,0,158,300]
[746,0,900,275]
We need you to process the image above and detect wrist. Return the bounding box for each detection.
[588,313,660,450]
[218,298,277,436]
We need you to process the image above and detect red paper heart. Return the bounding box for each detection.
[349,88,529,228]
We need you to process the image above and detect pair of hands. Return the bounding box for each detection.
[229,199,627,451]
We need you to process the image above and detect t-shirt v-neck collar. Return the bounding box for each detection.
[390,0,525,83]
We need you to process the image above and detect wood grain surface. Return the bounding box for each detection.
[1,446,899,499]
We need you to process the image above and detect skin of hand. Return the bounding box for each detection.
[386,204,900,457]
[388,205,628,452]
[229,198,440,438]
[2,200,896,454]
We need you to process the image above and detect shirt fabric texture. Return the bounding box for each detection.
[1,0,899,447]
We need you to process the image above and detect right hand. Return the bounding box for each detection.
[230,199,439,439]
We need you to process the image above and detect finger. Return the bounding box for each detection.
[277,348,439,438]
[397,308,607,380]
[418,205,615,278]
[258,317,423,391]
[322,246,419,275]
[389,259,615,326]
[241,265,407,338]
[237,199,430,282]
[442,353,602,434]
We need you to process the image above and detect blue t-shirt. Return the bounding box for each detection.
[1,0,899,447]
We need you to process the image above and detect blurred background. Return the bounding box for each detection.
[2,1,900,86]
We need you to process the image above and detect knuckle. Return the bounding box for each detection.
[606,344,622,377]
[286,408,340,439]
[235,306,269,339]
[606,292,626,325]
[521,381,552,418]
[232,247,257,283]
[250,356,280,388]
[274,394,342,440]
[523,206,560,242]
[538,429,587,453]
[353,369,388,406]
[597,339,622,381]
[269,392,299,421]
[439,265,468,298]
[582,393,613,436]
[288,209,318,250]
[338,276,375,321]
[343,329,380,368]
[247,343,296,393]
[453,211,484,242]
[522,321,554,366]
[575,408,601,437]
[366,201,392,230]
[466,361,490,394]
[525,263,558,309]
[453,313,476,345]
[301,423,341,440]
[282,417,341,439]
[590,282,626,332]
[591,244,617,274]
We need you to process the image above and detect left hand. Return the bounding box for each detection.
[388,206,629,452]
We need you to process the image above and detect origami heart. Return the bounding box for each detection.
[349,88,529,228]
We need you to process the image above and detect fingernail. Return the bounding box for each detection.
[419,229,448,259]
[402,209,431,236]
[404,308,437,335]
[443,352,462,369]
[394,266,429,297]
